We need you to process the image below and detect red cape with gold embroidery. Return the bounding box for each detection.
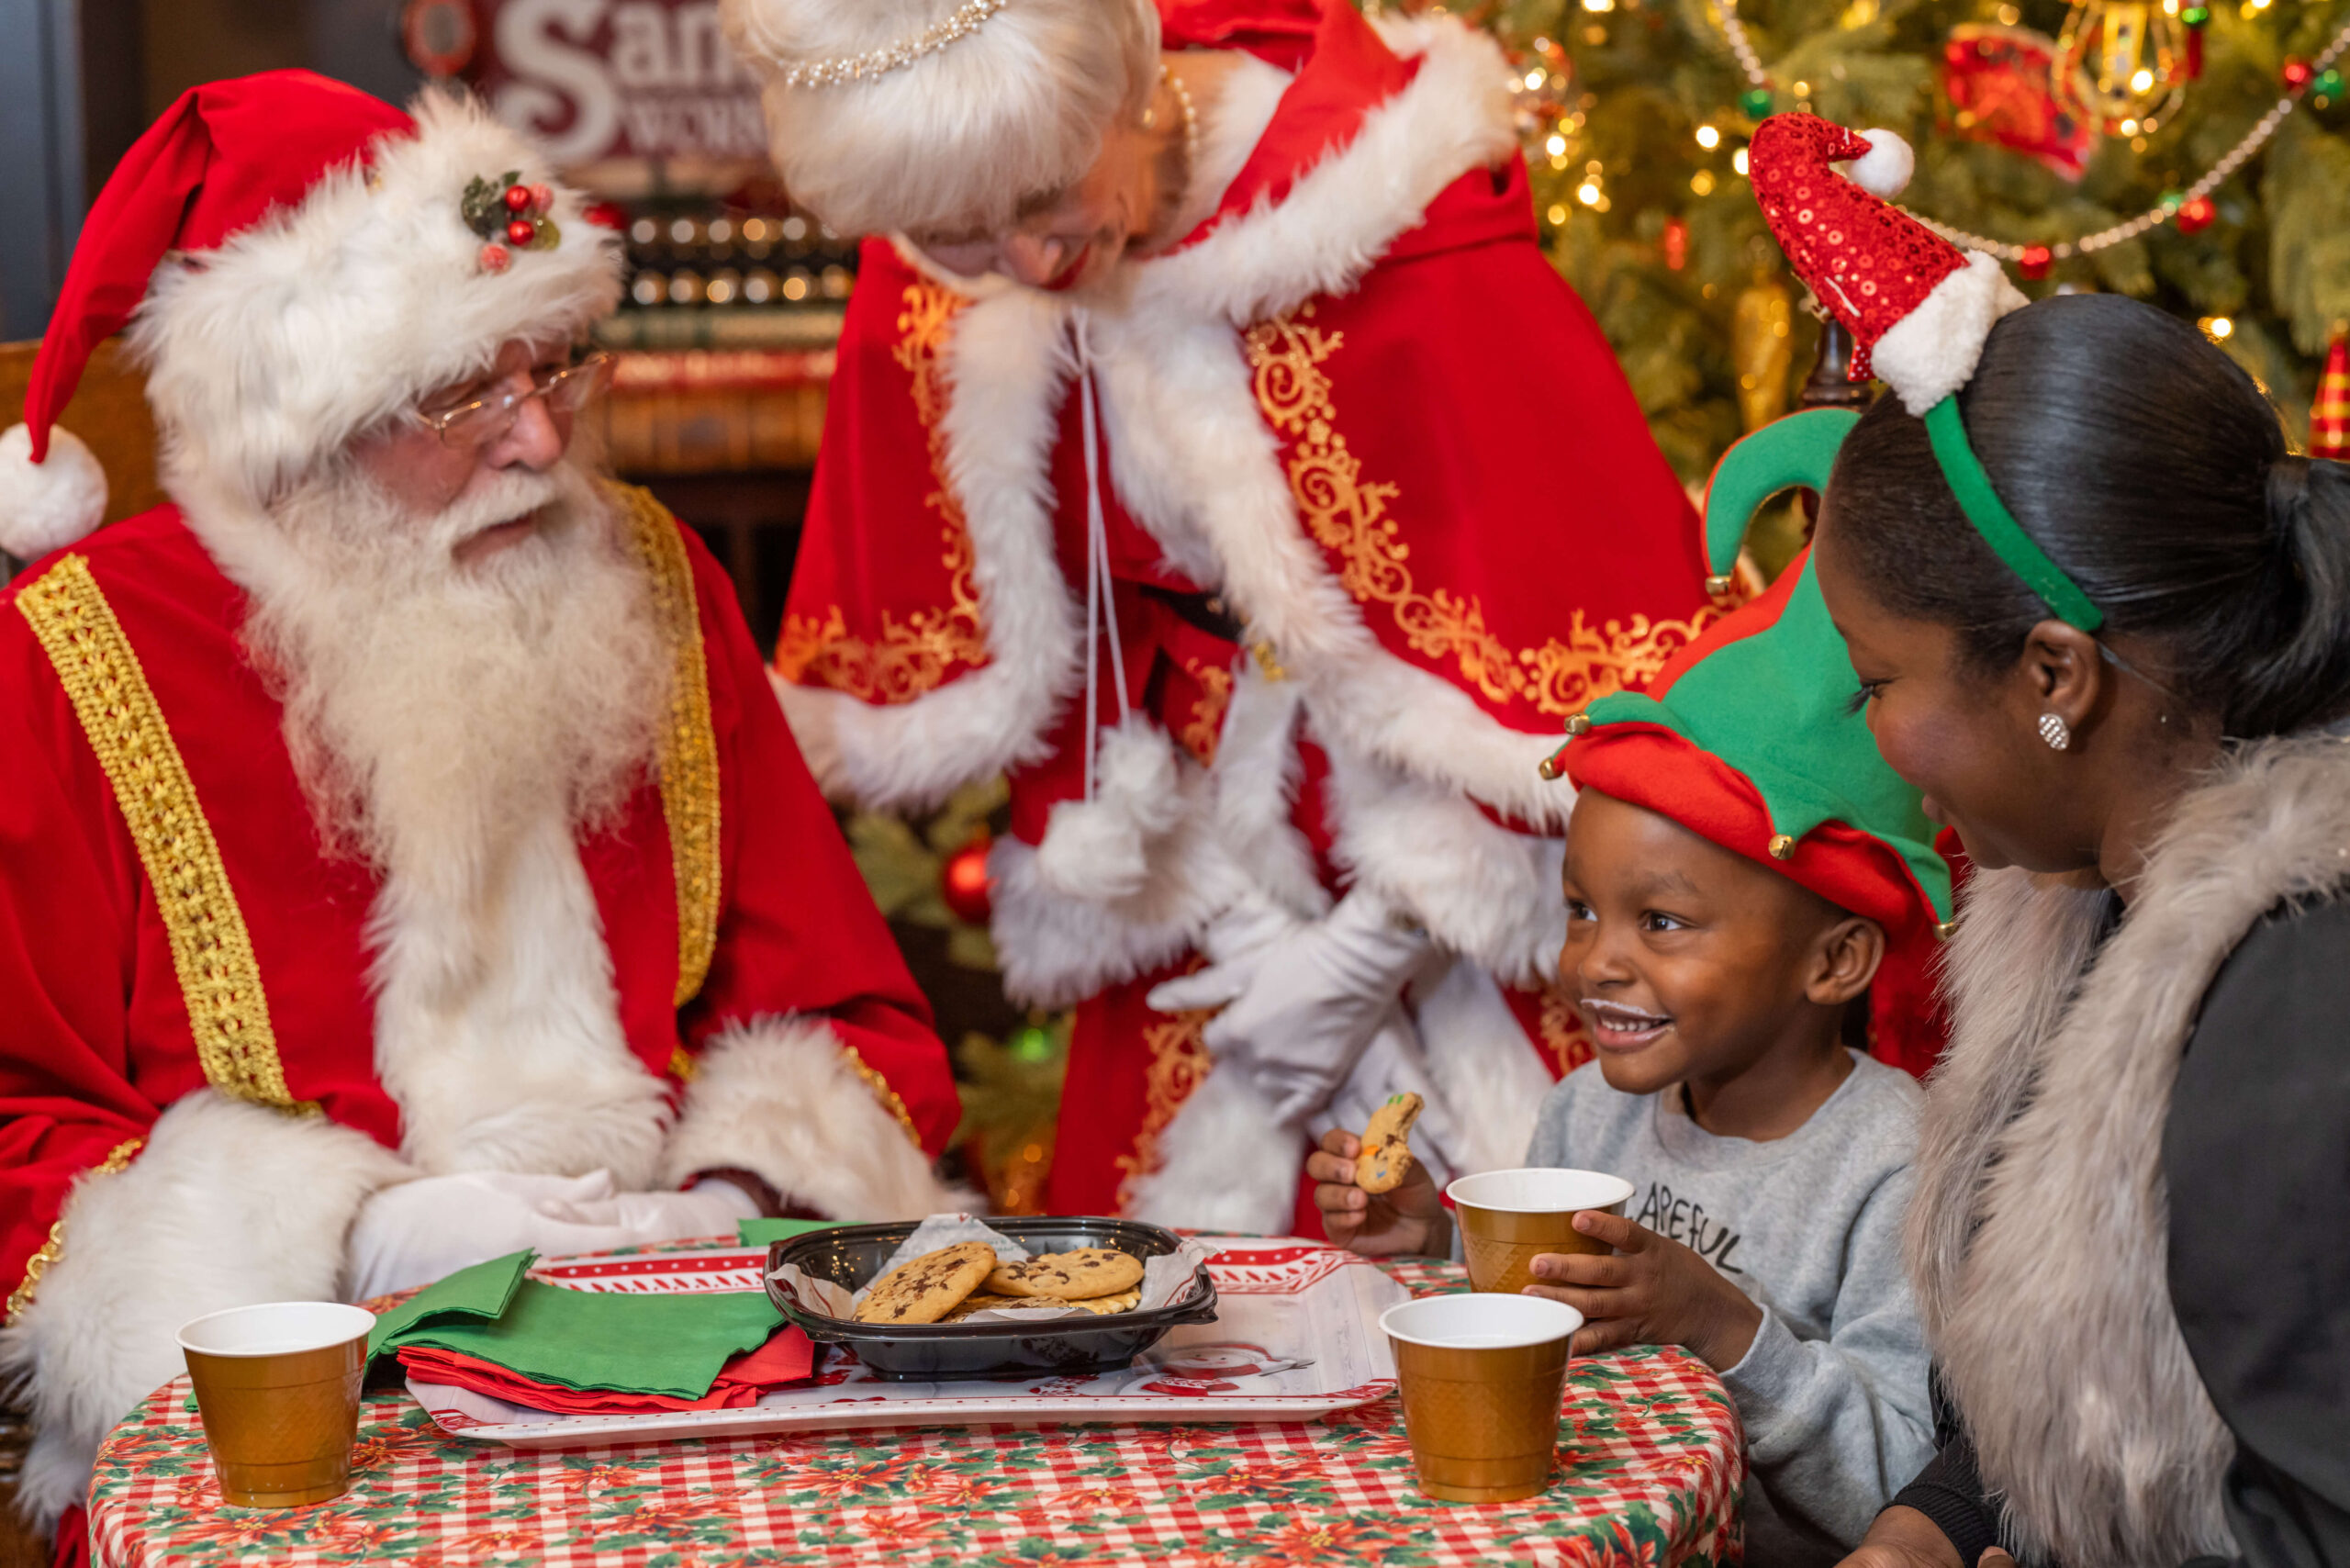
[775,0,1714,1226]
[0,496,958,1320]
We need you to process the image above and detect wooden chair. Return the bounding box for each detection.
[0,338,167,581]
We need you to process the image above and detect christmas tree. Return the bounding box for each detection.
[1442,0,2350,480]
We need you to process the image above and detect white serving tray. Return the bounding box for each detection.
[408,1236,1406,1448]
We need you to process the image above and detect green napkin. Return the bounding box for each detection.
[366,1250,532,1358]
[368,1250,785,1399]
[736,1217,843,1247]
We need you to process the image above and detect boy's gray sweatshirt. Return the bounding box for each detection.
[1524,1053,1932,1567]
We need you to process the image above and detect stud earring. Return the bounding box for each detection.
[2038,712,2072,751]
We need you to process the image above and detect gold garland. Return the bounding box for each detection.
[611,483,722,1008]
[6,1137,144,1323]
[17,557,303,1111]
[774,281,990,702]
[1245,307,1717,715]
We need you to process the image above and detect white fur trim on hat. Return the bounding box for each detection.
[1842,129,1916,199]
[129,90,621,513]
[0,424,107,559]
[1871,250,2031,416]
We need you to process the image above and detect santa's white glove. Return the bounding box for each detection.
[1147,889,1434,1133]
[344,1170,756,1302]
[1316,1013,1468,1193]
[534,1182,759,1239]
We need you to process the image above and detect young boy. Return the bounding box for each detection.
[1314,426,1953,1566]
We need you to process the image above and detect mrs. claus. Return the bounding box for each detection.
[729,0,1721,1230]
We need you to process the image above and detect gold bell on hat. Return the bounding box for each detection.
[1767,834,1796,860]
[1538,713,1594,780]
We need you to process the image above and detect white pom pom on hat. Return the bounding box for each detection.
[0,423,108,560]
[1842,129,1916,198]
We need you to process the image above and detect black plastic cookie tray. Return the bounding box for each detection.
[764,1216,1218,1382]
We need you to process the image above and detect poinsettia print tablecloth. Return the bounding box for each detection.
[87,1256,1745,1568]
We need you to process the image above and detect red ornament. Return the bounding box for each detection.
[506,218,537,246]
[477,241,510,273]
[940,836,994,925]
[1941,24,2094,183]
[1662,217,1688,272]
[2019,244,2053,280]
[2283,58,2313,91]
[502,183,533,213]
[2175,195,2216,235]
[583,200,627,230]
[527,183,554,215]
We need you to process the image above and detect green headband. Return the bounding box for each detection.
[1921,397,2104,632]
[1716,399,2105,633]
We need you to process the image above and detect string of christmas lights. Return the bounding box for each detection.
[1712,0,2350,277]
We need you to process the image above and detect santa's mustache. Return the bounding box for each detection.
[413,468,567,561]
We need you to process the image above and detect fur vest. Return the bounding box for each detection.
[1910,727,2350,1568]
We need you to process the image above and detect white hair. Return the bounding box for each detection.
[723,0,1159,239]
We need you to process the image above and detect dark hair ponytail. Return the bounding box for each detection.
[1820,293,2350,738]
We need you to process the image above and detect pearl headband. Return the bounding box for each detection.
[775,0,1012,89]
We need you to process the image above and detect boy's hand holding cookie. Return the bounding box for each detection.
[1523,1209,1762,1372]
[1308,1129,1448,1257]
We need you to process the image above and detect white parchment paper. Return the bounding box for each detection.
[766,1214,1210,1325]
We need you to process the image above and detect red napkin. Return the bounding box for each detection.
[397,1324,818,1413]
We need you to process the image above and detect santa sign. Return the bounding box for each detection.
[445,0,770,166]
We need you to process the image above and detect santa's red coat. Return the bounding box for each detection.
[0,492,958,1353]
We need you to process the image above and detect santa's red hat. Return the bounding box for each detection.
[0,70,621,558]
[1749,114,2026,415]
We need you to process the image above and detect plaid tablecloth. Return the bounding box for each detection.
[88,1257,1745,1567]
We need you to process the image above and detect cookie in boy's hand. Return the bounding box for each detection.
[1356,1092,1425,1193]
[985,1247,1145,1300]
[852,1241,997,1324]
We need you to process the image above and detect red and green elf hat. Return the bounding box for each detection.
[1541,409,1956,1076]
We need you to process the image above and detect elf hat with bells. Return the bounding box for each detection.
[1540,409,1957,1077]
[0,70,621,561]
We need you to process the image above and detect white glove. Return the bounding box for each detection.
[1142,890,1304,1014]
[1316,1012,1468,1193]
[344,1170,757,1302]
[534,1182,758,1238]
[1148,889,1434,1134]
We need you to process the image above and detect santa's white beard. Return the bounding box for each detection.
[246,459,668,898]
[229,461,681,1183]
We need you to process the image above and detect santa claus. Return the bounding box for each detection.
[726,0,1723,1230]
[0,72,960,1539]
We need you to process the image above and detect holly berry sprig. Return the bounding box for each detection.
[461,171,560,273]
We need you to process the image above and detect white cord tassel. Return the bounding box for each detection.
[1074,309,1131,805]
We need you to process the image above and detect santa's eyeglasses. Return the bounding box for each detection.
[415,353,615,449]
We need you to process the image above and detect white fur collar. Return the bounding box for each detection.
[1134,15,1516,326]
[1913,730,2350,1567]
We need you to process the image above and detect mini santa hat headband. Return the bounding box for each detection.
[0,71,619,559]
[1747,114,2104,633]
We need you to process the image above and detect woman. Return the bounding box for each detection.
[721,0,1728,1227]
[1744,116,2350,1568]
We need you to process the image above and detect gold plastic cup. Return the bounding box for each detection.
[1448,1168,1636,1296]
[176,1302,374,1507]
[1381,1292,1583,1503]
